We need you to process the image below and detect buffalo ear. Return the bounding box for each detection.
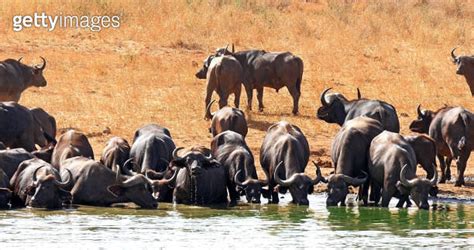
[107,185,124,197]
[429,186,439,197]
[25,185,36,196]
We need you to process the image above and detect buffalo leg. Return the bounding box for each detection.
[370,181,381,206]
[358,183,369,206]
[438,154,448,183]
[244,84,253,111]
[381,185,395,207]
[204,87,213,120]
[234,85,241,108]
[256,87,264,112]
[445,157,452,181]
[228,182,239,206]
[218,91,229,108]
[287,85,300,115]
[396,195,409,208]
[455,152,469,187]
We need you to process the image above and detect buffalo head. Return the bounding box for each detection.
[30,57,47,87]
[325,170,367,206]
[316,88,353,126]
[26,165,72,209]
[451,48,474,76]
[274,161,325,205]
[195,55,215,79]
[409,105,434,134]
[396,164,437,210]
[234,168,269,204]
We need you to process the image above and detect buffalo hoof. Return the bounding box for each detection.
[258,108,264,112]
[229,200,238,207]
[454,179,464,187]
[439,177,447,184]
[292,111,299,116]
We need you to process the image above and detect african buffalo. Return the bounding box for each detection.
[51,130,94,169]
[196,53,243,119]
[317,88,400,132]
[61,156,176,208]
[30,107,57,140]
[0,148,35,180]
[0,57,47,102]
[171,148,227,205]
[212,131,268,204]
[369,131,438,209]
[0,168,11,208]
[451,48,474,95]
[206,100,248,138]
[326,116,383,206]
[410,105,473,186]
[216,45,304,115]
[260,121,324,205]
[129,124,176,177]
[10,158,72,209]
[404,134,437,179]
[0,102,51,151]
[100,137,131,173]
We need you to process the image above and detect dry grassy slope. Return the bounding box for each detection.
[0,0,473,196]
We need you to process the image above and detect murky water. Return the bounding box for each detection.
[0,194,472,248]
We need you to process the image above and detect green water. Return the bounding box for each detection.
[0,194,472,248]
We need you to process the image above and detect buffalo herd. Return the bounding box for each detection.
[0,46,472,211]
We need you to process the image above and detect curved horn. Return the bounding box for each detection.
[259,167,270,186]
[342,170,368,186]
[224,44,229,52]
[320,88,332,106]
[39,56,46,70]
[451,47,457,61]
[312,161,327,184]
[429,163,438,186]
[121,158,137,176]
[357,88,361,99]
[234,169,246,187]
[32,165,47,185]
[274,161,298,187]
[399,164,416,188]
[205,100,216,119]
[172,147,184,160]
[18,57,23,62]
[54,169,73,187]
[231,43,235,53]
[154,168,179,186]
[417,104,423,117]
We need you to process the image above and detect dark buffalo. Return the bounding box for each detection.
[451,48,474,95]
[0,148,35,180]
[260,121,324,205]
[129,124,176,177]
[206,100,248,138]
[404,134,437,179]
[51,130,94,169]
[410,105,473,186]
[216,45,304,115]
[0,168,11,208]
[0,57,47,102]
[30,107,57,140]
[317,88,400,132]
[326,116,383,206]
[61,156,176,208]
[196,53,243,119]
[100,137,131,172]
[369,131,438,209]
[211,131,268,204]
[0,102,51,151]
[171,148,227,205]
[10,158,72,209]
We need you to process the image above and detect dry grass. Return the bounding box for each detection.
[0,0,473,195]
